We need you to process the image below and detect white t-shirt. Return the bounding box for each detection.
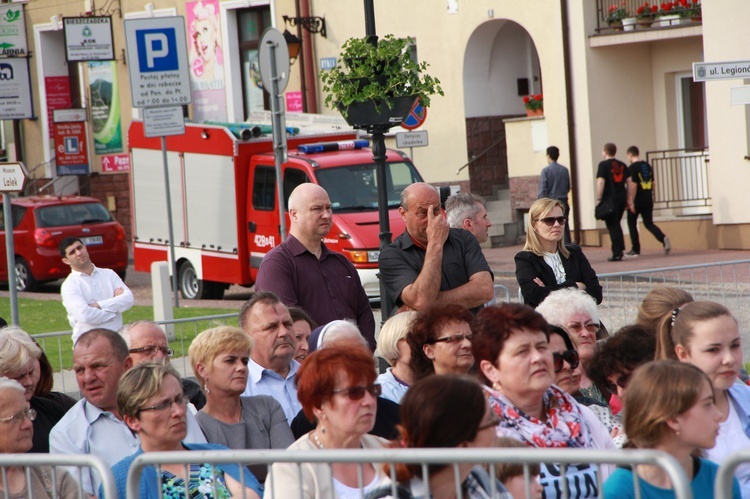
[706,400,750,497]
[333,473,379,499]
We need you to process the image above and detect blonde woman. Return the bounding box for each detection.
[375,311,418,403]
[515,198,602,308]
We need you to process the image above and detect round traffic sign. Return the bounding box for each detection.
[258,28,290,94]
[401,99,427,130]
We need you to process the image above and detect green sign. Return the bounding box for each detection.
[88,61,122,154]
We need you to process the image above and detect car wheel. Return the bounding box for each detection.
[15,258,38,292]
[178,262,203,300]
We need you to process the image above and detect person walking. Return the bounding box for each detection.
[625,145,671,257]
[596,143,630,262]
[538,145,572,244]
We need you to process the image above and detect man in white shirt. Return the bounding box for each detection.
[49,328,206,495]
[240,291,302,423]
[59,236,134,344]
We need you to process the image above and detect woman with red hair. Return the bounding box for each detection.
[265,342,388,498]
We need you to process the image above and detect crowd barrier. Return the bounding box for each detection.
[0,453,116,498]
[716,449,750,498]
[126,447,692,499]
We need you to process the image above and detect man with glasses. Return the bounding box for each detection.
[379,182,494,316]
[49,328,205,495]
[120,320,206,410]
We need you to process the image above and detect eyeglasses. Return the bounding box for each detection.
[605,372,632,395]
[138,394,189,414]
[129,345,174,357]
[477,411,501,431]
[535,216,567,227]
[0,408,36,424]
[428,333,473,344]
[332,384,382,401]
[565,322,600,334]
[553,350,580,373]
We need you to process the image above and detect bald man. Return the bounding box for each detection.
[254,183,375,349]
[379,182,494,315]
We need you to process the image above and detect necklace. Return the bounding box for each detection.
[311,430,326,449]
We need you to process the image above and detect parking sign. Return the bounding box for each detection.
[125,17,191,108]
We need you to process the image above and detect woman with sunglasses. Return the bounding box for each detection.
[188,326,294,482]
[266,342,388,498]
[473,303,615,499]
[107,362,262,499]
[515,198,602,308]
[406,304,475,382]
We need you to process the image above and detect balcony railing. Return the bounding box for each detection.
[595,0,702,35]
[646,148,710,212]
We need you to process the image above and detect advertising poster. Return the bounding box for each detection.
[45,77,72,139]
[87,61,122,154]
[186,0,227,122]
[286,91,302,113]
[54,122,89,175]
[0,58,33,119]
[0,4,27,57]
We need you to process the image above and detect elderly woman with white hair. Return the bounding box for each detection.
[375,311,417,403]
[0,326,76,453]
[0,377,79,497]
[536,287,608,405]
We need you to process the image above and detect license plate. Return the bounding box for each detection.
[81,236,103,246]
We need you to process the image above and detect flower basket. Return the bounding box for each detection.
[622,17,638,31]
[526,109,544,117]
[337,96,417,129]
[522,94,543,116]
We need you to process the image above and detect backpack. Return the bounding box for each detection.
[636,162,653,190]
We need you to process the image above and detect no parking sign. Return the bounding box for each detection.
[401,99,427,130]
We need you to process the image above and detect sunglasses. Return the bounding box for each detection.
[428,333,473,344]
[332,384,382,401]
[605,372,632,395]
[535,216,567,227]
[565,322,601,334]
[553,350,580,373]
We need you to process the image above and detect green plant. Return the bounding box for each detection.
[606,2,628,23]
[320,35,443,116]
[523,94,543,111]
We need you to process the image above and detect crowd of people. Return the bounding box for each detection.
[0,182,743,499]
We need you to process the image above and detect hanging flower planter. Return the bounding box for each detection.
[337,96,417,129]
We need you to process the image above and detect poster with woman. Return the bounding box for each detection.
[187,0,227,121]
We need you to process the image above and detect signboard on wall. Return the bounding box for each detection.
[0,4,27,56]
[45,77,72,139]
[64,16,115,62]
[0,58,33,120]
[54,120,89,175]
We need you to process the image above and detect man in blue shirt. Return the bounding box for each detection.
[538,145,572,244]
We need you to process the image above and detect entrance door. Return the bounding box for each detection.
[676,73,707,150]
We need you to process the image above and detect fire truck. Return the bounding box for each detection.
[129,113,424,300]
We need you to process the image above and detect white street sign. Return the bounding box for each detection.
[64,17,115,62]
[730,86,750,106]
[143,106,185,137]
[53,108,86,122]
[125,17,192,108]
[0,58,32,120]
[396,130,429,148]
[693,60,750,82]
[0,162,27,193]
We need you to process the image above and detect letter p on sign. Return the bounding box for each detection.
[136,28,179,72]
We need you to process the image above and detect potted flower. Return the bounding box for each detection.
[320,35,443,130]
[657,1,686,26]
[523,94,543,117]
[689,0,701,21]
[636,2,658,27]
[605,2,628,30]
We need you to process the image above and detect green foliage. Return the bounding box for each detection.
[320,35,443,115]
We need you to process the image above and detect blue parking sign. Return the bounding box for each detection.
[136,28,179,72]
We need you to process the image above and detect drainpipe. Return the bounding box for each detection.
[299,0,318,113]
[561,0,581,243]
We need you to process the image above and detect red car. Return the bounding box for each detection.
[0,196,128,291]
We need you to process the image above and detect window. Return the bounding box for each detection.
[677,74,707,150]
[0,206,25,230]
[283,169,309,207]
[252,166,276,210]
[237,7,272,118]
[35,203,112,228]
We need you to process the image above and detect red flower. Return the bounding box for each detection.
[523,96,530,104]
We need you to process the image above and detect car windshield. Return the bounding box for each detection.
[314,161,422,213]
[35,202,113,228]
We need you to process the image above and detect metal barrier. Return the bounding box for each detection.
[715,449,750,498]
[35,313,239,394]
[596,259,750,340]
[0,453,116,498]
[126,447,692,499]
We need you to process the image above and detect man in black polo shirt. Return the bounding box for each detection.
[379,182,494,315]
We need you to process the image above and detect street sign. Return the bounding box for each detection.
[401,100,427,130]
[124,17,192,108]
[101,154,130,172]
[258,28,290,94]
[320,57,337,70]
[0,162,26,193]
[0,58,33,120]
[54,122,89,175]
[693,60,750,82]
[0,4,27,57]
[64,16,115,62]
[730,86,750,106]
[143,106,185,137]
[396,130,429,148]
